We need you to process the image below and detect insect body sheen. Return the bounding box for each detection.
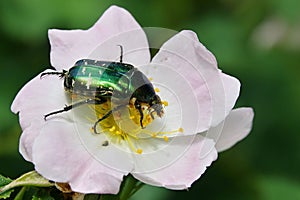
[41,57,164,134]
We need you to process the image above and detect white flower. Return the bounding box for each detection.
[11,6,254,194]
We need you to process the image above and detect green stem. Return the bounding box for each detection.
[14,186,27,200]
[100,175,144,200]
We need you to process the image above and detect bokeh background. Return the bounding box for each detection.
[1,0,300,199]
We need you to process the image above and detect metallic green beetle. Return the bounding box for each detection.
[41,48,164,133]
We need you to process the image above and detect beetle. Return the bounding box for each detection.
[41,46,164,133]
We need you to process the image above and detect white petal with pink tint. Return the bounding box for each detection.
[203,108,254,152]
[49,6,150,70]
[11,70,68,130]
[32,121,130,194]
[11,71,71,160]
[151,30,239,132]
[132,135,217,189]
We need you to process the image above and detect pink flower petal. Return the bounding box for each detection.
[11,70,69,129]
[203,108,254,152]
[18,120,42,161]
[11,70,72,160]
[32,121,130,194]
[132,135,217,189]
[138,63,200,136]
[221,72,240,115]
[49,5,150,70]
[151,30,239,132]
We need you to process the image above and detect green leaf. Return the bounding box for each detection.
[0,189,14,199]
[0,174,13,199]
[0,175,12,187]
[0,171,54,196]
[32,190,55,200]
[84,194,101,200]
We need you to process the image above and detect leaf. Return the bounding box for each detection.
[32,192,55,200]
[0,171,54,196]
[0,189,14,199]
[0,174,13,199]
[84,194,101,200]
[0,175,11,187]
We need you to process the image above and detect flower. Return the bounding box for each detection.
[11,6,254,194]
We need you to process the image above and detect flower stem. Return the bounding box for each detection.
[14,186,27,200]
[100,175,144,200]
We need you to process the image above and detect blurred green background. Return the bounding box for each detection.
[1,0,300,199]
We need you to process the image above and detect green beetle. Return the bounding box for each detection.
[41,47,164,133]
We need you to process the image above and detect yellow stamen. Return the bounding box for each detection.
[109,126,116,132]
[90,127,94,133]
[162,101,169,107]
[164,136,169,142]
[88,98,182,155]
[136,148,143,154]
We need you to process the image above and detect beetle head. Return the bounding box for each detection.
[130,94,164,129]
[149,94,164,119]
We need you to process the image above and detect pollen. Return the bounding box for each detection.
[98,114,104,119]
[155,88,160,92]
[90,99,182,155]
[164,136,169,142]
[90,127,94,133]
[136,148,143,154]
[162,101,169,107]
[109,126,116,132]
[146,115,152,122]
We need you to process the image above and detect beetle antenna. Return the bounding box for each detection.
[117,45,123,63]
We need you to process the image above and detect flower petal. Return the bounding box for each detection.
[11,70,70,129]
[18,120,42,161]
[151,30,235,132]
[132,135,217,189]
[11,70,72,160]
[139,63,200,136]
[221,72,240,116]
[32,121,129,194]
[203,108,254,152]
[49,5,150,70]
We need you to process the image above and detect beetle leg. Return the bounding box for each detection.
[93,105,125,134]
[133,101,144,129]
[40,70,67,79]
[44,98,106,120]
[138,107,144,129]
[93,110,113,134]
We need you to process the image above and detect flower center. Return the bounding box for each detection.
[89,99,183,154]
